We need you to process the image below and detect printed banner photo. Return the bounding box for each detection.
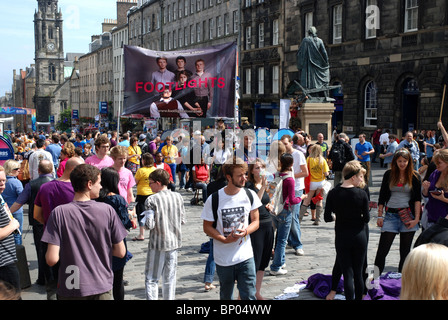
[123,42,237,119]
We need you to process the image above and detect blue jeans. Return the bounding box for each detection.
[168,163,176,184]
[203,239,215,283]
[216,258,256,300]
[12,211,23,245]
[288,189,303,250]
[195,182,208,200]
[271,209,292,271]
[179,164,187,188]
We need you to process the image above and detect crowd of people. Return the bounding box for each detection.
[2,120,448,301]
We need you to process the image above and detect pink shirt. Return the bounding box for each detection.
[117,167,136,203]
[85,155,115,170]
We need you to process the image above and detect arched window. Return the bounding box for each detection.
[48,64,56,81]
[364,80,377,127]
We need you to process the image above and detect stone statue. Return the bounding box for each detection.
[297,26,330,90]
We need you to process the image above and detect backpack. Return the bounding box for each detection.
[267,172,293,216]
[330,142,346,171]
[211,187,254,228]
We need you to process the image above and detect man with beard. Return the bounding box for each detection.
[201,157,261,300]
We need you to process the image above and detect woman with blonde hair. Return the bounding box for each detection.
[301,144,329,224]
[127,136,142,175]
[110,145,136,204]
[401,243,448,300]
[266,140,286,178]
[422,148,448,228]
[3,160,23,244]
[324,160,370,300]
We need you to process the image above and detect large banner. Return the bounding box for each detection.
[123,42,237,119]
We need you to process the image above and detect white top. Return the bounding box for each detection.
[291,149,306,191]
[201,187,262,267]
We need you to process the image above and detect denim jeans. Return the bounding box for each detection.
[12,211,23,245]
[288,189,303,250]
[216,258,256,300]
[203,239,215,283]
[168,163,176,184]
[179,164,187,189]
[195,182,208,200]
[271,209,292,271]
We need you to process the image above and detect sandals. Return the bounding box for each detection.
[132,237,144,241]
[204,283,216,291]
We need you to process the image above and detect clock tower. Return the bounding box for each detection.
[34,0,64,123]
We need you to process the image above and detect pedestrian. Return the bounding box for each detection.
[0,166,21,293]
[202,168,228,292]
[110,146,136,204]
[270,153,306,275]
[42,164,127,300]
[424,129,436,163]
[127,136,142,175]
[96,167,135,300]
[421,148,448,228]
[246,158,274,299]
[324,160,370,300]
[134,153,156,241]
[9,159,54,286]
[45,134,61,171]
[143,169,186,300]
[355,133,374,185]
[161,136,178,185]
[154,151,175,191]
[202,157,261,300]
[85,135,114,169]
[374,148,422,274]
[280,135,308,255]
[34,157,84,299]
[2,160,24,245]
[371,127,382,163]
[379,134,399,169]
[57,141,76,178]
[328,132,355,187]
[400,243,448,300]
[29,138,54,180]
[301,144,329,224]
[398,131,420,170]
[192,157,209,203]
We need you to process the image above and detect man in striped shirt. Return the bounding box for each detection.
[144,169,186,300]
[0,167,21,292]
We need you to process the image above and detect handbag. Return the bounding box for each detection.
[398,207,414,224]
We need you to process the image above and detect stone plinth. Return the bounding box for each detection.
[298,102,335,145]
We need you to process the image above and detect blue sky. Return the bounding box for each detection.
[0,0,118,98]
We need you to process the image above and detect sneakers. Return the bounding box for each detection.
[295,248,305,256]
[270,268,288,276]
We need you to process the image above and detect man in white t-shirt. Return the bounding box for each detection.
[281,135,308,256]
[201,158,261,300]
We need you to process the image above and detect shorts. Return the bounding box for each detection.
[309,180,325,191]
[381,211,419,233]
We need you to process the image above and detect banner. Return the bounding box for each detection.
[123,42,237,119]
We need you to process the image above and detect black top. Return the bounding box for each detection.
[245,181,272,224]
[324,185,370,232]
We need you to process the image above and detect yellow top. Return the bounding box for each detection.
[135,166,156,195]
[128,145,142,165]
[307,156,329,182]
[161,144,178,164]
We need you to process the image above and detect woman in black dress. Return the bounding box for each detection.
[324,160,370,300]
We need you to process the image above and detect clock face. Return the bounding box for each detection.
[47,43,55,51]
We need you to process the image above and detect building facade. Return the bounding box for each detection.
[285,0,448,138]
[34,0,65,123]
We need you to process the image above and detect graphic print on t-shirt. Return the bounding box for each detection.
[221,206,246,237]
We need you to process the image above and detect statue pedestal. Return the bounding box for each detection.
[298,102,335,145]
